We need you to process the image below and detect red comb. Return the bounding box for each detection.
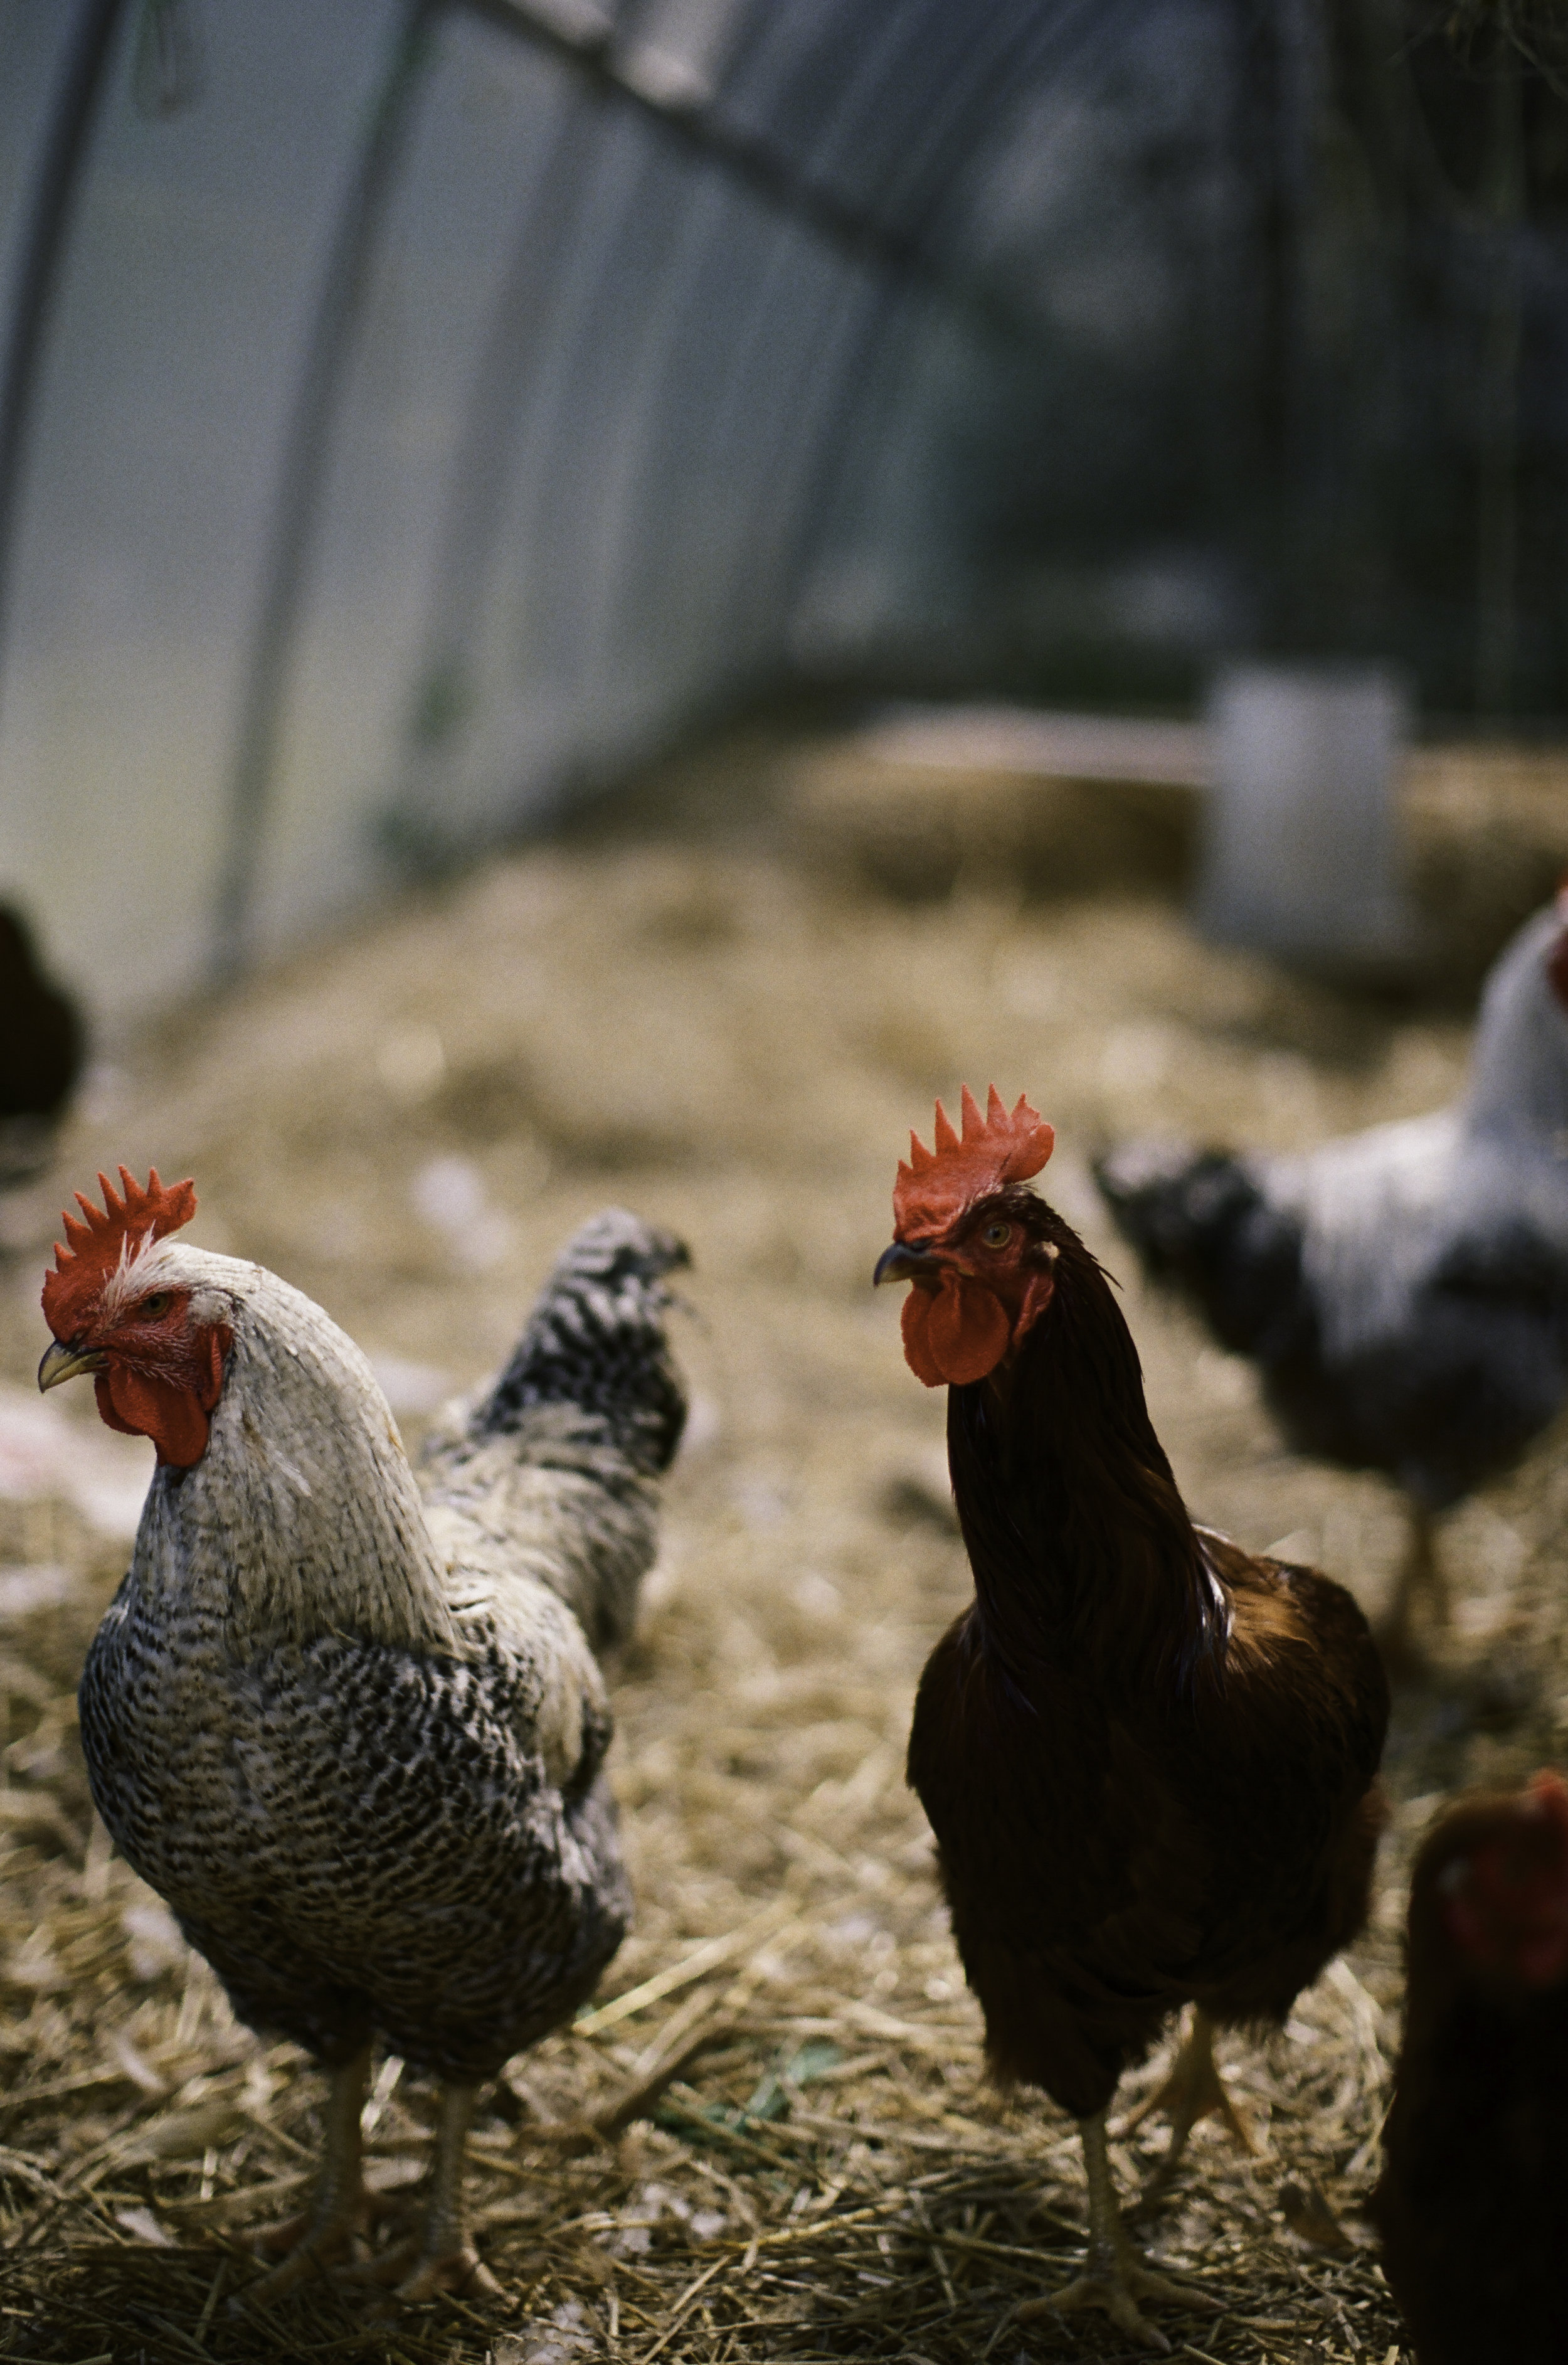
[41,1167,197,1338]
[894,1085,1054,1236]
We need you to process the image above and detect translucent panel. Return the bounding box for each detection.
[249,16,577,954]
[526,150,748,731]
[3,0,1527,1019]
[589,169,802,697]
[412,102,683,827]
[669,229,874,676]
[790,288,986,670]
[726,264,885,661]
[718,0,958,199]
[0,0,408,1018]
[0,3,93,347]
[498,133,709,730]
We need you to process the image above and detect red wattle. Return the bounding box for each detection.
[901,1274,1012,1387]
[901,1289,946,1386]
[104,1363,211,1469]
[94,1369,139,1438]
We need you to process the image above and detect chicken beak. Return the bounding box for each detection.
[873,1241,943,1287]
[38,1337,105,1392]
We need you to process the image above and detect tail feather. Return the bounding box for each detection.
[1093,1141,1304,1358]
[421,1210,690,1655]
[475,1208,689,1474]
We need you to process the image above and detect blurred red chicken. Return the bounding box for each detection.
[1374,1770,1568,2364]
[875,1086,1389,2351]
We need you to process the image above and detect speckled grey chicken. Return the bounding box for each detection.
[38,1170,687,2304]
[1095,898,1568,1661]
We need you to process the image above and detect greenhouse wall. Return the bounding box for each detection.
[1,0,1564,1023]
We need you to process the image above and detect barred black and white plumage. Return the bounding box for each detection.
[81,1609,627,2081]
[421,1209,689,1653]
[63,1201,689,2298]
[476,1208,689,1470]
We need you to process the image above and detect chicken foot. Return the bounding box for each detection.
[243,2046,400,2303]
[1120,2006,1256,2194]
[1015,2110,1214,2355]
[343,2083,500,2305]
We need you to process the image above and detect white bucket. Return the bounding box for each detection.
[1196,662,1416,967]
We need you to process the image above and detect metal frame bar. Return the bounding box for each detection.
[773,0,1161,641]
[411,0,1081,812]
[590,0,938,689]
[729,0,1062,659]
[567,0,992,698]
[393,61,619,809]
[461,0,1053,352]
[0,0,125,692]
[213,0,437,974]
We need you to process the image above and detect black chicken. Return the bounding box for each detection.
[0,903,85,1189]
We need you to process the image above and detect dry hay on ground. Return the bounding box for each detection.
[1,730,1567,2361]
[781,724,1568,991]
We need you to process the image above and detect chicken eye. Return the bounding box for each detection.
[138,1292,174,1321]
[980,1221,1012,1250]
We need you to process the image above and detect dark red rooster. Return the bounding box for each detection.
[876,1087,1389,2349]
[1373,1771,1568,2364]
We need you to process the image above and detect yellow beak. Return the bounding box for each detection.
[38,1338,105,1391]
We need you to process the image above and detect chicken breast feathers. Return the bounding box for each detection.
[78,1209,687,2083]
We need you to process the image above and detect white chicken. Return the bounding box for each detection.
[1096,896,1568,1661]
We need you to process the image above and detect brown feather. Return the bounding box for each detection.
[904,1193,1389,2121]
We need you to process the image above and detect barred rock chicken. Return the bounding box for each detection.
[876,1088,1388,2351]
[1373,1771,1568,2363]
[38,1169,687,2304]
[1095,897,1568,1662]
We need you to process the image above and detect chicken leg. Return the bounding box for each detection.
[346,2083,500,2304]
[1120,2006,1256,2194]
[245,2046,389,2302]
[1376,1501,1443,1675]
[1015,2110,1213,2354]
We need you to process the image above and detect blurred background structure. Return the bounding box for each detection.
[1,0,1567,1016]
[1,11,1568,2357]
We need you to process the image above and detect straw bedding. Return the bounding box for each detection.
[0,731,1565,2362]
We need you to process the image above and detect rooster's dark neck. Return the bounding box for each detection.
[945,1237,1219,1687]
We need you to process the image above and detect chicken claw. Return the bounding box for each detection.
[1017,2109,1216,2353]
[1121,2005,1256,2194]
[1019,2255,1208,2354]
[346,2233,502,2307]
[400,2245,502,2304]
[244,2190,398,2303]
[344,2082,498,2314]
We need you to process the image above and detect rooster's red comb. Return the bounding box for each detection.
[41,1167,197,1339]
[893,1085,1054,1236]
